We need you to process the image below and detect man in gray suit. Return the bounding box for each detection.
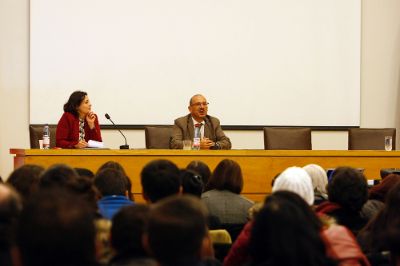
[170,94,231,150]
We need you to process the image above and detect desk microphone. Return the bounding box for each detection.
[105,113,129,149]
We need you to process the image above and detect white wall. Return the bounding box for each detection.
[1,0,400,179]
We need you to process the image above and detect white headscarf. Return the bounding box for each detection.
[272,166,314,205]
[303,164,328,195]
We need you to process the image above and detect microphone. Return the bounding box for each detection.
[105,113,129,149]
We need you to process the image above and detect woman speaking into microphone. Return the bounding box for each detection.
[56,91,102,148]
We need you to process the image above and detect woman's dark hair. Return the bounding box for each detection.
[180,169,204,198]
[186,160,211,188]
[205,159,243,194]
[249,191,335,266]
[97,161,133,200]
[359,181,400,253]
[63,91,87,116]
[7,164,45,203]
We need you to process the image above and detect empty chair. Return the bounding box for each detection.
[144,126,173,149]
[263,127,312,150]
[29,125,57,148]
[348,128,396,150]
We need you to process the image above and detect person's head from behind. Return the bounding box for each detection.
[97,161,133,200]
[94,168,127,197]
[249,191,331,266]
[180,169,204,198]
[140,160,180,203]
[16,188,97,266]
[39,164,79,190]
[188,94,208,122]
[327,166,368,212]
[7,164,44,203]
[205,159,243,194]
[74,167,95,179]
[369,173,400,202]
[63,90,91,117]
[186,160,211,187]
[0,184,22,253]
[145,195,209,265]
[272,166,314,205]
[111,204,150,258]
[303,164,328,195]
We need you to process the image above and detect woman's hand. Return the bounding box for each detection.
[74,140,88,149]
[86,111,96,129]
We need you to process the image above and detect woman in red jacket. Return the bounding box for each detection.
[56,91,102,148]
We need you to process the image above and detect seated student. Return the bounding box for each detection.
[202,159,254,225]
[170,94,231,150]
[98,161,134,201]
[180,169,204,198]
[249,191,336,266]
[14,188,98,266]
[6,164,44,204]
[56,90,102,149]
[94,168,134,219]
[357,181,400,265]
[39,164,80,190]
[186,160,212,189]
[303,164,329,205]
[109,204,157,266]
[144,195,221,266]
[140,160,181,203]
[0,184,22,266]
[316,166,369,236]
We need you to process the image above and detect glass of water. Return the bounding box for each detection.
[385,136,393,151]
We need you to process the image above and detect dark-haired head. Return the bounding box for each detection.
[327,166,368,212]
[140,160,180,203]
[205,159,243,194]
[94,168,127,197]
[7,164,44,203]
[186,160,211,187]
[146,195,208,265]
[111,204,150,259]
[63,91,88,117]
[97,161,133,200]
[249,191,333,266]
[74,167,95,179]
[16,188,97,266]
[39,164,79,190]
[180,169,204,198]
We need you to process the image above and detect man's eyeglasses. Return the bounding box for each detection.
[191,102,209,107]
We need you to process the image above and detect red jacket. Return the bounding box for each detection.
[56,112,102,148]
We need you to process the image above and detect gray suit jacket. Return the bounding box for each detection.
[170,114,232,149]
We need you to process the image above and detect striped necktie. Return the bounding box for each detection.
[194,123,202,139]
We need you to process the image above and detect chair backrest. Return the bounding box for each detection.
[263,127,312,150]
[348,128,396,150]
[144,126,173,149]
[29,125,57,148]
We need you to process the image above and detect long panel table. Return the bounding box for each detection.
[10,149,400,202]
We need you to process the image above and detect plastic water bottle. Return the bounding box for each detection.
[43,124,50,149]
[192,137,200,150]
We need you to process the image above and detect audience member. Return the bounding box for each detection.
[272,166,314,205]
[98,161,134,201]
[15,188,98,266]
[202,159,254,225]
[170,94,231,150]
[187,160,212,188]
[109,204,157,266]
[39,163,79,189]
[0,184,22,266]
[316,166,369,236]
[145,195,221,266]
[94,168,134,219]
[140,160,181,203]
[249,191,335,266]
[303,164,328,205]
[358,181,400,264]
[361,174,400,221]
[181,169,204,198]
[56,90,102,149]
[6,164,44,204]
[75,167,95,179]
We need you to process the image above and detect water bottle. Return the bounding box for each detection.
[43,124,50,149]
[192,137,201,150]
